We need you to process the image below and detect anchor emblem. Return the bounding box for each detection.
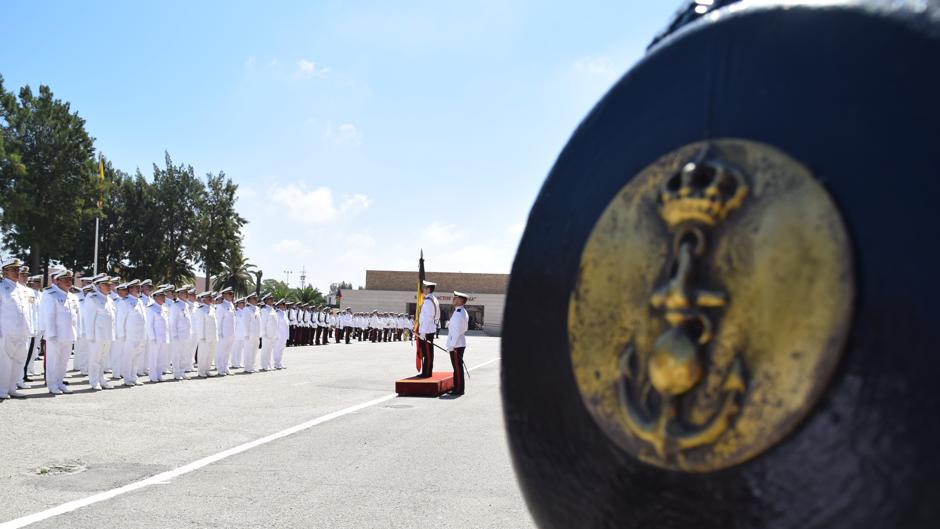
[616,153,749,467]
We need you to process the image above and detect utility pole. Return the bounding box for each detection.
[299,267,306,290]
[284,269,293,287]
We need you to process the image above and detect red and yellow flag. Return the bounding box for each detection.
[414,250,425,371]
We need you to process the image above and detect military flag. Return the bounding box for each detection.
[414,250,425,371]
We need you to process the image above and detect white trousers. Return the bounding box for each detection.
[172,339,193,379]
[230,337,244,367]
[0,335,30,396]
[216,336,234,375]
[122,340,144,385]
[244,336,259,372]
[273,339,287,369]
[74,337,89,374]
[87,339,113,388]
[147,342,168,382]
[107,340,123,375]
[259,337,274,370]
[197,341,217,376]
[45,339,72,392]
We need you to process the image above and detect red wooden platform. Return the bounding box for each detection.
[396,372,454,397]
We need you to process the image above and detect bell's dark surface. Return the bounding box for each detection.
[502,1,940,528]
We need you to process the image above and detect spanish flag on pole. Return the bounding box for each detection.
[414,250,425,372]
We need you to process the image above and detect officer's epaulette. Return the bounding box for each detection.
[43,286,53,291]
[456,308,463,313]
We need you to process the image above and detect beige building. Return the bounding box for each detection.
[339,270,508,335]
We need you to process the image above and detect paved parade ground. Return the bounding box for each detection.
[0,337,536,529]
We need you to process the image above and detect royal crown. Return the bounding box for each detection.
[658,159,749,227]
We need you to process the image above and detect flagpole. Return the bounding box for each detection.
[93,217,99,275]
[94,154,104,275]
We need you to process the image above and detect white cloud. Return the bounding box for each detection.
[324,122,363,145]
[274,239,307,256]
[244,55,256,68]
[421,222,466,245]
[272,185,338,223]
[347,233,376,248]
[236,185,257,202]
[271,184,371,224]
[298,59,316,76]
[574,56,616,76]
[341,193,372,213]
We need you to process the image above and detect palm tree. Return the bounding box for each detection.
[293,285,326,305]
[213,248,256,296]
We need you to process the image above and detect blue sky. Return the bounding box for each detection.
[1,1,677,291]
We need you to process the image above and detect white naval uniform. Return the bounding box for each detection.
[259,305,278,370]
[169,298,193,379]
[233,306,247,368]
[106,293,126,377]
[216,299,235,375]
[82,287,116,390]
[418,294,438,338]
[118,294,147,384]
[38,284,79,394]
[192,303,218,377]
[274,308,289,369]
[0,277,34,398]
[243,303,261,372]
[106,290,122,374]
[446,307,469,351]
[146,301,170,382]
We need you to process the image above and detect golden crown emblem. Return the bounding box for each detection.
[658,159,749,227]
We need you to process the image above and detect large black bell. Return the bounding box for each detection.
[502,1,940,528]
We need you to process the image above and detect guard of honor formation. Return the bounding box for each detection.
[0,259,471,399]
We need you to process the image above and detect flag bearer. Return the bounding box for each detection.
[418,280,439,377]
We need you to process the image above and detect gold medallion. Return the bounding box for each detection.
[568,139,854,472]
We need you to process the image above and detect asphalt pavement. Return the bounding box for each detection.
[0,336,536,529]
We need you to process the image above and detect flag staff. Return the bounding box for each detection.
[93,154,104,275]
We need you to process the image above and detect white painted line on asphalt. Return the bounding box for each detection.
[0,356,501,529]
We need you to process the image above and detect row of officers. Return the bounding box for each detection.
[0,258,392,399]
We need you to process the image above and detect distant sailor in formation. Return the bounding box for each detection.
[1,260,464,399]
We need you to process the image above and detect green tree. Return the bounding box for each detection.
[291,285,326,305]
[329,281,353,294]
[59,156,126,276]
[109,169,162,280]
[261,278,291,301]
[213,246,255,296]
[0,80,97,273]
[150,152,203,284]
[196,171,246,286]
